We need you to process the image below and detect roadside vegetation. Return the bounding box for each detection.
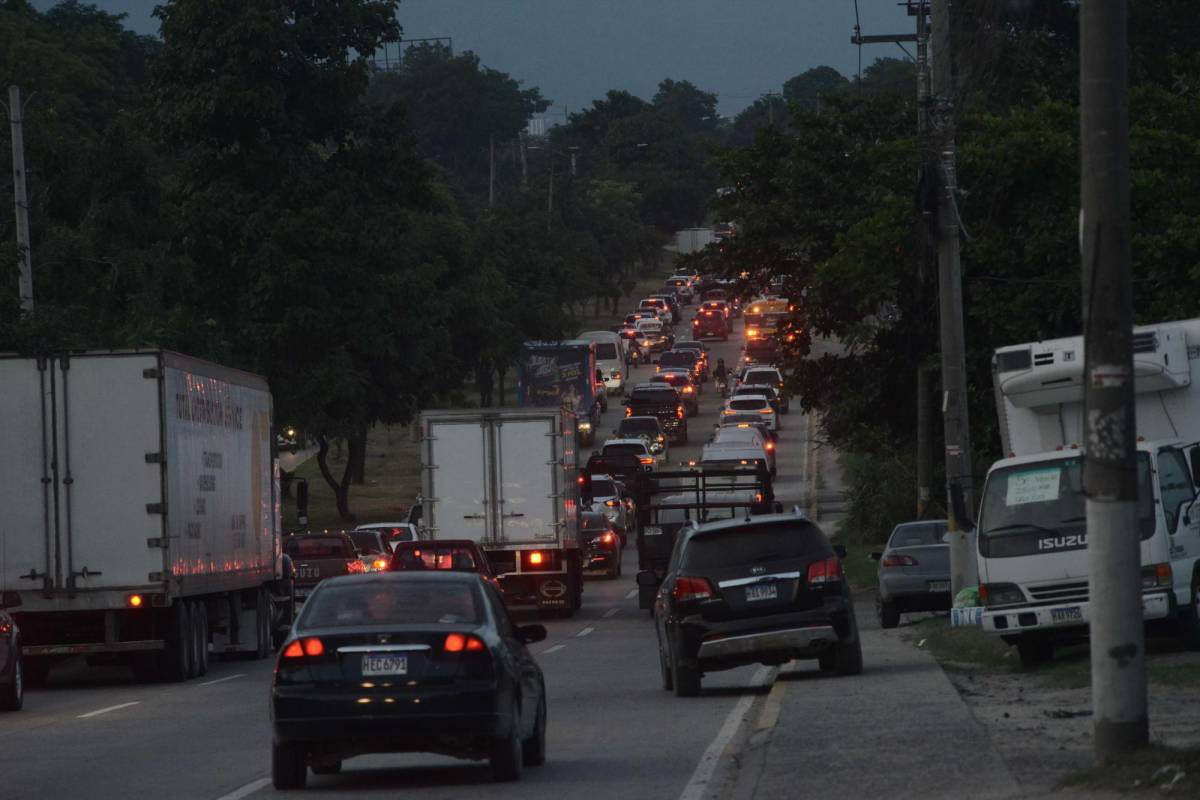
[1060,745,1200,795]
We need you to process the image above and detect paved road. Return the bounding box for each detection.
[4,313,1015,800]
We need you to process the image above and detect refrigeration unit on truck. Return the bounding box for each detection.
[977,319,1200,666]
[517,340,604,446]
[0,350,292,684]
[418,408,584,615]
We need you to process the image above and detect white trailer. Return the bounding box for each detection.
[419,408,583,615]
[977,320,1200,665]
[0,350,291,683]
[674,227,716,254]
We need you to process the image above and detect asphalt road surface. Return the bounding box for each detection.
[3,315,871,800]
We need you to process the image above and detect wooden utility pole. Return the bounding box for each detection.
[8,85,34,316]
[930,0,976,593]
[1080,0,1146,758]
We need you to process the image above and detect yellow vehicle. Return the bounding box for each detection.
[744,296,790,327]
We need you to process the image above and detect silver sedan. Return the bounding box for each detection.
[872,520,951,628]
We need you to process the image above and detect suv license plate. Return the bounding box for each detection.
[745,584,778,602]
[928,581,950,593]
[361,654,408,676]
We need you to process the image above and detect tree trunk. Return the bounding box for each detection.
[496,364,508,408]
[347,426,367,485]
[315,432,355,521]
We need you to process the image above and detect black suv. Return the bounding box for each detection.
[624,385,688,444]
[641,510,862,697]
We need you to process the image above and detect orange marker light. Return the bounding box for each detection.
[529,551,545,566]
[127,594,144,608]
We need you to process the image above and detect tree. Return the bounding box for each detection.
[783,66,849,109]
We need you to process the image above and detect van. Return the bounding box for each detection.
[579,330,628,394]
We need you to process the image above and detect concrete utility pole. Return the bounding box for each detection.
[930,0,976,593]
[915,2,935,518]
[8,85,34,316]
[1079,0,1146,758]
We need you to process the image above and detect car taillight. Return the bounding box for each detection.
[807,557,843,585]
[444,633,487,653]
[676,405,685,419]
[612,371,621,380]
[881,554,918,568]
[760,408,773,414]
[639,456,655,465]
[601,532,616,545]
[625,406,633,417]
[674,576,715,603]
[765,442,775,451]
[346,560,366,573]
[283,636,325,659]
[371,558,389,571]
[683,386,694,394]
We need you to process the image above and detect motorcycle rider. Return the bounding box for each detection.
[713,358,729,396]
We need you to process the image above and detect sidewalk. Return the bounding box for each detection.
[729,597,1023,800]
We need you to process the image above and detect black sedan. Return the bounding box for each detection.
[271,572,548,788]
[581,511,623,578]
[1,609,22,711]
[641,509,862,697]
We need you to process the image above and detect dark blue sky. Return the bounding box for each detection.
[35,1,912,117]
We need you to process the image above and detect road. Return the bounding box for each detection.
[4,313,1011,800]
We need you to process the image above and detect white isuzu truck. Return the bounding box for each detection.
[0,350,292,683]
[418,408,584,615]
[978,319,1200,665]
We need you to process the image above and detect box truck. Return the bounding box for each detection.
[418,408,584,615]
[0,351,293,683]
[977,320,1200,665]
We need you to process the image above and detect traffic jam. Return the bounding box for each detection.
[1,274,858,796]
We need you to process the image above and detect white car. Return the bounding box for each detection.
[711,424,776,475]
[600,438,658,471]
[739,366,790,413]
[586,473,631,540]
[354,521,418,551]
[722,394,778,432]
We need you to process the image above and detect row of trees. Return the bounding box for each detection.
[698,0,1200,539]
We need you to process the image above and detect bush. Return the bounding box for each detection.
[837,444,941,544]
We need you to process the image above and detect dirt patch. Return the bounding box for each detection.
[908,615,1200,795]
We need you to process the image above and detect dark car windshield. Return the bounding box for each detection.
[391,545,480,572]
[581,513,610,531]
[302,580,481,626]
[348,532,386,554]
[285,536,353,558]
[683,523,829,571]
[888,522,948,548]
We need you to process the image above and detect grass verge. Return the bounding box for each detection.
[1059,744,1200,795]
[840,543,883,592]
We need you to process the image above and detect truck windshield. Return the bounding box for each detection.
[979,455,1156,554]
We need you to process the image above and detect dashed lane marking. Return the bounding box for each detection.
[199,673,245,687]
[603,607,619,618]
[576,626,595,637]
[625,589,638,599]
[542,644,566,654]
[213,776,271,800]
[77,701,140,719]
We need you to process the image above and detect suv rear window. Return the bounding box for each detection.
[348,532,387,554]
[619,418,661,435]
[744,370,780,384]
[659,352,697,367]
[590,479,616,497]
[285,536,353,558]
[392,546,481,572]
[729,398,768,410]
[683,523,829,571]
[631,388,678,403]
[604,443,647,456]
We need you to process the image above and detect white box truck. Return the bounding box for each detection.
[0,350,292,683]
[977,320,1200,665]
[418,408,584,615]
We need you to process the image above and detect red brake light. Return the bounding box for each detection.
[639,456,655,465]
[881,554,919,568]
[676,405,685,419]
[283,640,304,658]
[302,637,324,656]
[674,576,715,603]
[765,442,775,451]
[807,557,843,585]
[625,406,633,417]
[346,560,366,573]
[443,632,487,652]
[372,558,389,571]
[602,532,615,545]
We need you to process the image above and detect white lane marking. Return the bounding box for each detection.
[625,589,638,599]
[542,644,566,654]
[678,665,774,800]
[77,701,140,719]
[214,776,271,800]
[576,626,595,637]
[603,607,619,618]
[200,673,245,686]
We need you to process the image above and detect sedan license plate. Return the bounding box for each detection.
[1050,606,1083,623]
[361,654,408,676]
[745,583,778,602]
[297,566,318,579]
[928,581,950,593]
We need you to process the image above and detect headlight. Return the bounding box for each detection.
[979,583,1025,607]
[578,422,592,432]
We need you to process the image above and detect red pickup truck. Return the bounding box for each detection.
[283,533,364,601]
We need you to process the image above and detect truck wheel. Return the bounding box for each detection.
[1016,634,1054,668]
[162,601,195,682]
[1179,571,1200,650]
[272,740,308,790]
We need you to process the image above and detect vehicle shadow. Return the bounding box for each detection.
[304,762,493,791]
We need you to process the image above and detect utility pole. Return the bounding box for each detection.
[8,85,34,316]
[488,133,495,209]
[1080,0,1146,758]
[930,0,976,593]
[915,2,935,518]
[546,160,554,233]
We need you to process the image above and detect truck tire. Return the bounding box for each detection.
[162,600,195,682]
[1178,571,1200,650]
[256,588,271,659]
[192,601,209,676]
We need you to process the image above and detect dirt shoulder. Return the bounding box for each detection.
[902,614,1200,796]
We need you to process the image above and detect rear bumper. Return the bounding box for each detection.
[697,625,837,660]
[675,602,853,671]
[982,592,1171,635]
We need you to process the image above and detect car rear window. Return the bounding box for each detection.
[595,343,618,360]
[604,443,647,456]
[285,537,353,558]
[581,513,610,531]
[683,523,829,571]
[729,398,767,410]
[590,479,616,497]
[301,580,480,626]
[632,389,678,403]
[392,546,480,572]
[744,370,780,384]
[619,418,660,435]
[348,532,386,555]
[660,352,696,367]
[888,522,948,547]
